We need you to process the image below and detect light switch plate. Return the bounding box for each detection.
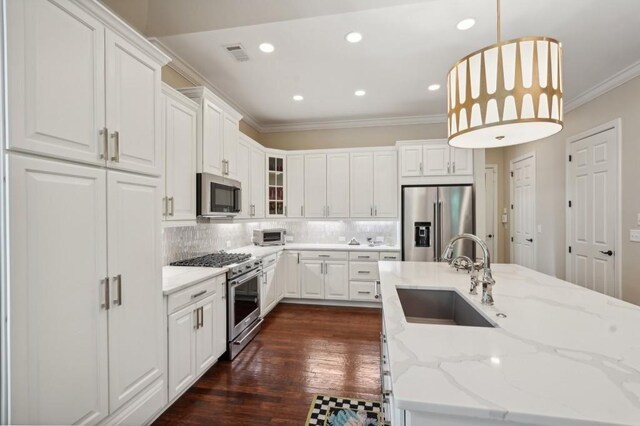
[630,229,640,243]
[537,225,542,233]
[502,214,508,224]
[226,240,232,248]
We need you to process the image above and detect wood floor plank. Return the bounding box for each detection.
[153,304,382,425]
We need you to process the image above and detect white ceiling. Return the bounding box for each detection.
[148,0,640,129]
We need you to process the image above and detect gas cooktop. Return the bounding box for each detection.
[170,252,252,268]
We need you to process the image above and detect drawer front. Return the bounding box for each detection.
[349,251,379,261]
[349,261,380,280]
[349,281,377,301]
[167,275,221,314]
[379,251,400,261]
[300,250,348,260]
[262,253,277,268]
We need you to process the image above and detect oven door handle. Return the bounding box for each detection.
[233,318,264,346]
[230,269,262,287]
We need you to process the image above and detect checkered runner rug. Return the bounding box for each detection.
[306,394,381,425]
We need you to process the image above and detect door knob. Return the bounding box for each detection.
[599,250,614,256]
[487,234,493,238]
[525,238,533,242]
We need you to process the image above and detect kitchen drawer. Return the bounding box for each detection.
[349,281,377,301]
[262,253,277,268]
[349,251,379,261]
[349,261,380,280]
[379,251,400,261]
[300,250,348,260]
[167,275,221,314]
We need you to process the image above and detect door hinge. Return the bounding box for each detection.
[510,171,514,177]
[568,246,572,253]
[568,200,572,208]
[568,155,572,162]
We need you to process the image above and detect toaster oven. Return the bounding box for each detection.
[253,229,286,246]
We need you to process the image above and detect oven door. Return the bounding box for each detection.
[228,269,261,340]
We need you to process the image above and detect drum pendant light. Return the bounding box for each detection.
[447,0,563,148]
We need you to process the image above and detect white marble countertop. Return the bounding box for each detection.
[162,265,227,295]
[230,243,401,258]
[379,261,640,425]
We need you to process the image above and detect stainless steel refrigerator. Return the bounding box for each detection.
[402,185,475,261]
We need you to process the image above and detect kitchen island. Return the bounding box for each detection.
[379,261,640,426]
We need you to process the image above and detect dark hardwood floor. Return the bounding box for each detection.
[153,303,382,425]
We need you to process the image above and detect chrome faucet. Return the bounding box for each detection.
[442,234,495,305]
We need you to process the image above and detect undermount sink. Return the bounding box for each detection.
[396,288,496,328]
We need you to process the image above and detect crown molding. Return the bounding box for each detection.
[565,59,640,113]
[147,37,264,132]
[259,114,447,133]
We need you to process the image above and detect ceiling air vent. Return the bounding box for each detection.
[224,44,249,62]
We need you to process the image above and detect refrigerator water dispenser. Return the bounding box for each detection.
[414,222,431,247]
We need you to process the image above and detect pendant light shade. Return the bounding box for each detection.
[447,3,563,148]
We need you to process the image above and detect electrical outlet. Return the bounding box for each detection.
[285,235,294,242]
[338,236,346,242]
[537,225,542,233]
[502,214,508,224]
[630,229,640,243]
[226,240,231,248]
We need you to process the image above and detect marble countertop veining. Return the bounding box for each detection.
[162,265,227,295]
[379,261,640,425]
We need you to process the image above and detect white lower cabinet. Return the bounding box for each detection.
[299,252,349,300]
[300,260,325,299]
[284,251,301,298]
[167,275,226,402]
[324,261,349,300]
[261,264,278,317]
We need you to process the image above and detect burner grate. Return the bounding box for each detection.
[170,252,252,268]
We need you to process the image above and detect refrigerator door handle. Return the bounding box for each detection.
[433,202,438,261]
[438,200,443,261]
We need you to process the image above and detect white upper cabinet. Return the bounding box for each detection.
[179,87,242,179]
[373,151,398,217]
[287,155,304,218]
[238,135,265,218]
[237,138,251,219]
[266,154,286,217]
[162,85,198,221]
[304,154,328,218]
[350,152,374,217]
[6,0,167,174]
[250,146,266,218]
[326,153,350,218]
[400,140,473,177]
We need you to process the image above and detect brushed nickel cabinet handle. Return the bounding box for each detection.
[99,128,108,159]
[113,274,122,306]
[370,205,373,216]
[420,162,423,174]
[110,131,120,162]
[374,205,378,216]
[358,270,371,274]
[318,254,330,258]
[447,161,450,174]
[191,290,207,299]
[194,309,199,329]
[221,282,226,300]
[199,307,204,328]
[358,291,371,294]
[285,205,287,216]
[101,277,110,310]
[169,197,174,216]
[452,161,456,174]
[326,205,330,216]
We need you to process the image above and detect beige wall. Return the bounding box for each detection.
[499,74,640,306]
[259,123,447,150]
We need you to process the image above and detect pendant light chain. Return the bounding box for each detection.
[496,0,501,44]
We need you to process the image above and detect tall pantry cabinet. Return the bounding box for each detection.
[4,0,170,424]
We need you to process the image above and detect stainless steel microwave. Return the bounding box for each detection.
[253,229,286,246]
[197,173,241,217]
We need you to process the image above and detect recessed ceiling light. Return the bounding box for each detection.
[292,94,304,101]
[428,84,441,91]
[354,90,366,96]
[345,32,363,43]
[456,18,476,31]
[259,42,275,53]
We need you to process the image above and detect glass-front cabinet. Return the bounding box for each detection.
[266,154,286,217]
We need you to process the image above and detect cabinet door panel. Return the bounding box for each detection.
[423,143,450,176]
[107,172,163,412]
[285,252,301,298]
[400,145,423,177]
[168,306,196,402]
[262,267,277,316]
[374,151,398,218]
[214,277,227,359]
[451,147,474,175]
[8,155,108,425]
[287,155,304,218]
[350,152,374,217]
[106,31,162,175]
[7,0,106,164]
[165,94,197,221]
[325,261,349,300]
[196,295,217,375]
[251,147,266,218]
[300,261,324,299]
[326,153,350,217]
[237,139,251,218]
[201,100,224,175]
[223,114,239,178]
[304,154,327,218]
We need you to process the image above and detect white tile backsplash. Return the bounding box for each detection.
[163,220,399,264]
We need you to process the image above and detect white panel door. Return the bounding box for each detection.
[511,156,536,269]
[451,148,474,175]
[201,99,224,175]
[223,113,239,178]
[165,93,197,221]
[350,152,374,217]
[168,305,196,402]
[304,154,327,218]
[399,145,423,177]
[423,143,450,176]
[284,252,301,298]
[237,138,251,218]
[326,153,350,217]
[7,0,106,165]
[324,261,349,300]
[373,151,398,218]
[196,294,217,375]
[105,31,162,176]
[484,166,498,260]
[287,154,305,218]
[251,146,266,218]
[300,260,324,299]
[568,128,617,296]
[262,267,278,316]
[213,276,227,359]
[107,171,163,412]
[8,155,108,425]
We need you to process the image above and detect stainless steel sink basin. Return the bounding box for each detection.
[396,288,496,327]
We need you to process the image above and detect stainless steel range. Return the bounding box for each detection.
[170,251,263,360]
